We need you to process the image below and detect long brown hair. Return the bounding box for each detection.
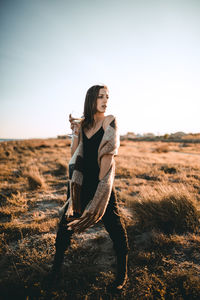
[81,85,107,130]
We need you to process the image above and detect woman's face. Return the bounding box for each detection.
[96,88,109,113]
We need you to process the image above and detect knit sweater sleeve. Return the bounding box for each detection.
[97,117,120,166]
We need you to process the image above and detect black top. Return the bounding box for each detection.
[81,126,104,210]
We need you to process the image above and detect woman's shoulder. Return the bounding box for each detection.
[102,115,116,131]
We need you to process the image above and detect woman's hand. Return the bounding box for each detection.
[67,208,102,233]
[67,161,114,233]
[69,114,81,156]
[58,197,73,220]
[69,114,81,136]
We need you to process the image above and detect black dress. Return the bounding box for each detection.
[54,126,129,262]
[81,126,104,211]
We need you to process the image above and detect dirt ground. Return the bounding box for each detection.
[0,138,200,299]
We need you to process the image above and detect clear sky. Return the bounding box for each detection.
[0,0,200,139]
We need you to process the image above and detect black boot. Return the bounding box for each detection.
[110,254,128,291]
[46,247,65,287]
[46,216,73,287]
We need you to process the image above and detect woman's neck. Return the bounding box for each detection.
[94,112,105,123]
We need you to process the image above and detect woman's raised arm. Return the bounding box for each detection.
[69,114,81,156]
[71,135,79,156]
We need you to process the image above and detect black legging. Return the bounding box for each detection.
[54,189,129,268]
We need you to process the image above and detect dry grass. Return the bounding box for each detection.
[153,144,170,153]
[54,160,68,176]
[0,191,28,221]
[0,138,200,299]
[128,185,199,234]
[24,166,47,190]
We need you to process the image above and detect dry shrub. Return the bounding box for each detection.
[0,219,57,243]
[0,146,13,159]
[153,144,170,153]
[119,141,127,147]
[65,140,71,147]
[160,165,177,174]
[35,143,49,149]
[165,268,200,299]
[7,191,27,206]
[0,191,28,220]
[24,166,46,190]
[0,233,7,255]
[136,173,161,181]
[116,166,133,178]
[135,271,166,299]
[0,188,18,206]
[128,185,199,234]
[54,160,68,176]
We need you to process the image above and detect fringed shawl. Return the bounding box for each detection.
[70,117,119,216]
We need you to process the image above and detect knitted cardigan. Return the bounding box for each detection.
[70,117,120,216]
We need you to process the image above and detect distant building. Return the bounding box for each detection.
[169,132,186,139]
[143,133,155,138]
[126,132,137,139]
[120,132,137,140]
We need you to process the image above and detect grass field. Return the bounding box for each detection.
[0,138,200,299]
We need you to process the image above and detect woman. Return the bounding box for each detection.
[50,85,129,291]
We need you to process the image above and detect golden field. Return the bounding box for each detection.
[0,138,200,299]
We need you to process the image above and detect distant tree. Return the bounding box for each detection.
[163,134,169,139]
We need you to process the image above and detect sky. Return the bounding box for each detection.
[0,0,200,139]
